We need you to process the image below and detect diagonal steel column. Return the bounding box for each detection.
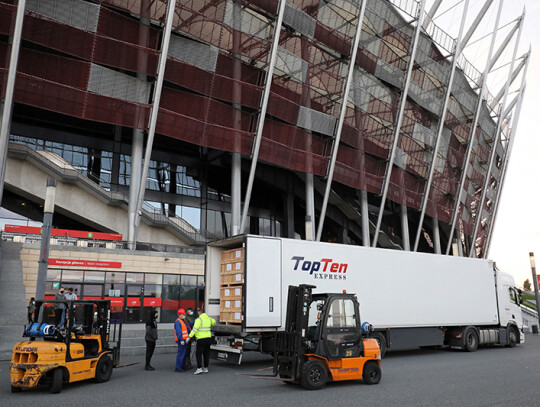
[493,53,527,103]
[461,0,494,51]
[316,0,368,242]
[0,0,26,208]
[422,0,442,30]
[133,0,177,236]
[469,7,524,258]
[444,0,504,255]
[488,17,521,72]
[484,49,530,256]
[413,0,470,252]
[239,0,287,233]
[372,0,426,248]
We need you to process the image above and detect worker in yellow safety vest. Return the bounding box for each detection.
[185,307,215,375]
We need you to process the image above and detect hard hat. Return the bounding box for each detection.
[177,308,186,315]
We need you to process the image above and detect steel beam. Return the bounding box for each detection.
[316,0,368,242]
[469,7,524,257]
[239,0,287,233]
[0,0,26,208]
[488,17,521,72]
[361,190,369,246]
[484,49,530,256]
[372,0,426,248]
[493,53,527,104]
[422,0,442,30]
[444,0,504,255]
[401,204,410,250]
[231,4,243,236]
[461,0,495,50]
[134,0,177,235]
[413,0,469,252]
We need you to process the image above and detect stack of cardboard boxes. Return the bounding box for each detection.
[219,247,244,324]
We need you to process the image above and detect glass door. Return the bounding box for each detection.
[125,284,144,322]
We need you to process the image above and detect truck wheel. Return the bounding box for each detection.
[50,368,63,394]
[464,328,478,352]
[95,355,113,383]
[300,360,328,390]
[11,385,22,393]
[507,326,518,348]
[362,361,382,385]
[372,333,387,358]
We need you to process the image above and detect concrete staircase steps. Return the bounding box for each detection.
[0,241,27,361]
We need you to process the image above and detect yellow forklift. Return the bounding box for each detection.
[10,299,121,393]
[266,284,382,390]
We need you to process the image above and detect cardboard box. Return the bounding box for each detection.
[220,286,242,300]
[220,260,244,275]
[221,272,243,285]
[220,299,242,312]
[220,310,242,323]
[221,247,244,262]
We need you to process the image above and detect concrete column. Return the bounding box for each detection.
[128,1,151,248]
[36,178,56,300]
[305,174,315,241]
[400,204,410,251]
[111,126,121,191]
[432,217,441,254]
[361,190,369,247]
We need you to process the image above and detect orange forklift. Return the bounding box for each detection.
[271,285,381,390]
[10,299,121,393]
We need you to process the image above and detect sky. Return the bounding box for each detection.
[486,0,540,288]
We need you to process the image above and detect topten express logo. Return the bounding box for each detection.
[291,256,347,280]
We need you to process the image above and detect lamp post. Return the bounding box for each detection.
[529,252,540,331]
[36,178,57,300]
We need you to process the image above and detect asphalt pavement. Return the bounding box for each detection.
[1,334,539,407]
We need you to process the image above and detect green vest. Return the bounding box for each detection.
[189,313,215,339]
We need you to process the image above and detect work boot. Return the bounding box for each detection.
[194,368,204,375]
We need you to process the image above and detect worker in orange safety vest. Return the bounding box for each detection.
[174,309,191,372]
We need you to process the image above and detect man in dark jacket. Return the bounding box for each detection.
[145,310,159,370]
[53,288,66,327]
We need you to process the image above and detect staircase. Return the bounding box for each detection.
[0,241,27,361]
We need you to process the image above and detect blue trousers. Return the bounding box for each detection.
[175,342,187,371]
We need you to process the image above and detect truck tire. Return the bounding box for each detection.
[50,368,63,394]
[464,328,478,352]
[507,326,518,348]
[300,360,328,390]
[362,361,381,385]
[11,385,22,393]
[94,355,113,383]
[372,333,387,358]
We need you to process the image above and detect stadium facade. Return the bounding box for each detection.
[0,0,530,259]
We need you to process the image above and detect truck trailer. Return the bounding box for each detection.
[206,235,524,363]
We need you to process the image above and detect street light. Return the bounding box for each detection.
[529,252,540,333]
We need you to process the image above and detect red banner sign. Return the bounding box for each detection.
[49,259,122,268]
[4,225,122,241]
[143,298,162,307]
[126,297,140,307]
[104,297,125,307]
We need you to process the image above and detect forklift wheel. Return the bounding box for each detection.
[95,355,113,383]
[300,360,328,390]
[50,368,63,394]
[11,385,22,393]
[362,361,381,385]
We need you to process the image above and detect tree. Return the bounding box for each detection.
[523,279,531,292]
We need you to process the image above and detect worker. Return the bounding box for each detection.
[184,307,196,370]
[186,307,215,375]
[145,310,159,371]
[174,309,191,372]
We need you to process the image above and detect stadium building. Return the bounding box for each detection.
[0,0,529,326]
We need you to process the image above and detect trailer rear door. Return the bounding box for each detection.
[245,236,281,327]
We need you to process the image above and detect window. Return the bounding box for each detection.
[509,287,517,305]
[126,273,144,284]
[62,269,84,282]
[326,299,357,328]
[85,271,105,283]
[106,272,125,283]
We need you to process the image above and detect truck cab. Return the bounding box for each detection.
[496,271,524,344]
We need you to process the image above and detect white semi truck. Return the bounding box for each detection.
[206,235,524,363]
